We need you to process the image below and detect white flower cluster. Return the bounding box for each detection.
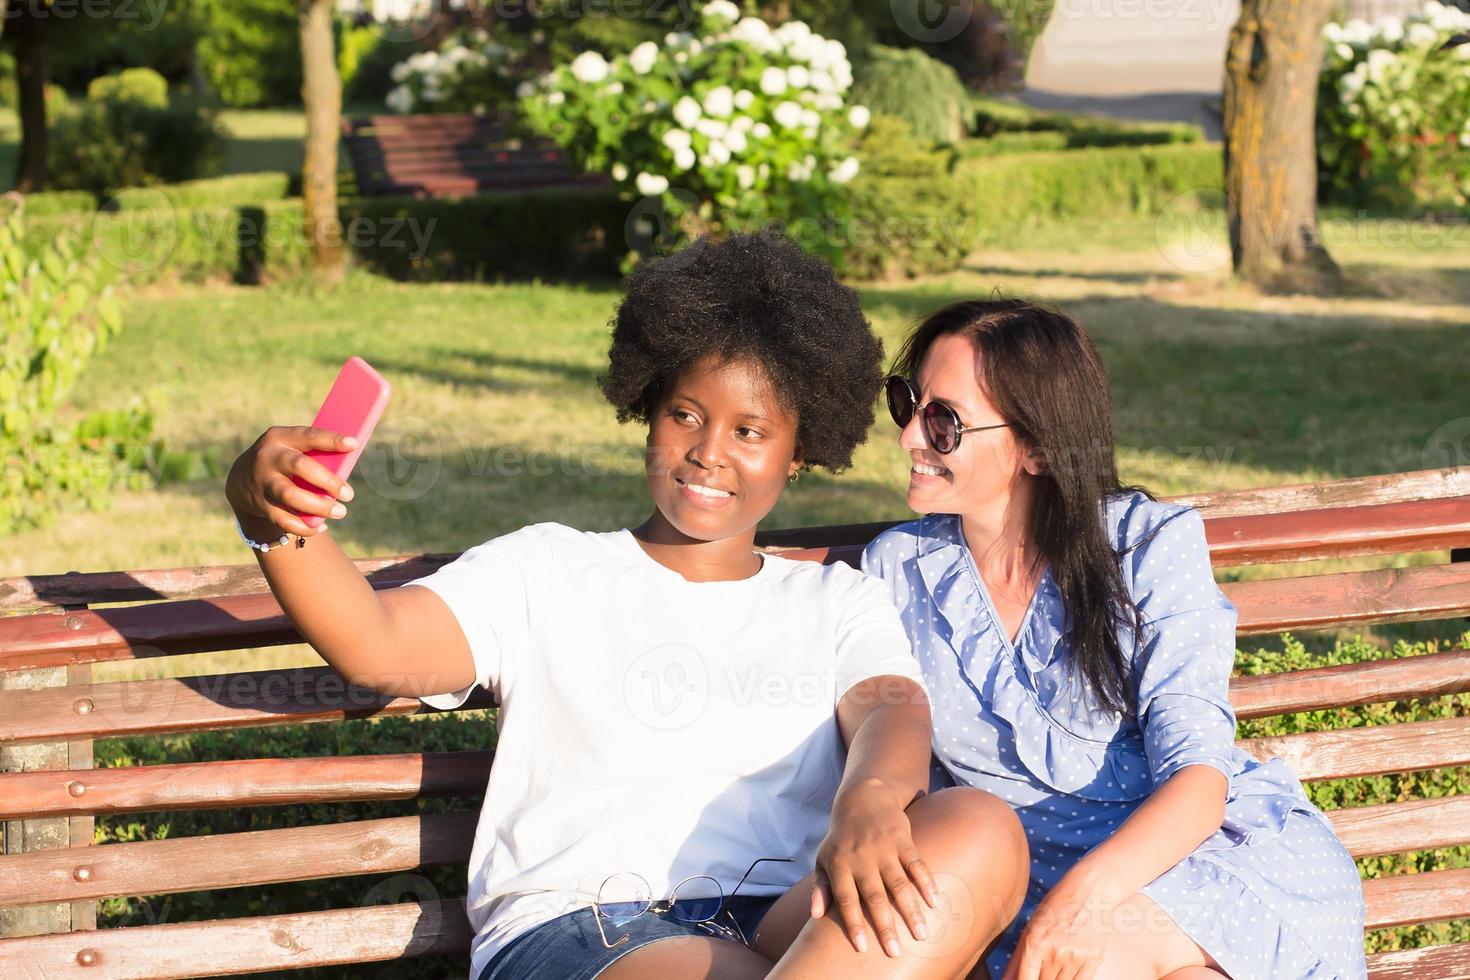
[521,1,871,208]
[1320,2,1470,166]
[385,28,514,115]
[1325,1,1470,112]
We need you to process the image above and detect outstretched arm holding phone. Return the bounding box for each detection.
[226,424,478,703]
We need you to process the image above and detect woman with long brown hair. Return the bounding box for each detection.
[861,298,1367,980]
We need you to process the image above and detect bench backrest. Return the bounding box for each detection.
[340,113,611,199]
[2,466,1469,977]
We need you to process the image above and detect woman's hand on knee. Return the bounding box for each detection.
[812,777,941,958]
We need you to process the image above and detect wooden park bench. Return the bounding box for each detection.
[340,113,611,199]
[1,465,1469,978]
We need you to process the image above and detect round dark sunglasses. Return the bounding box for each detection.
[884,375,1009,455]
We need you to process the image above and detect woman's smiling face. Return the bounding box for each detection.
[644,353,802,543]
[901,332,1032,514]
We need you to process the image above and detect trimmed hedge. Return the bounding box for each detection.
[957,142,1222,240]
[958,125,1203,159]
[25,187,628,286]
[17,144,1222,285]
[15,190,98,216]
[969,94,1205,147]
[107,172,295,211]
[11,174,298,219]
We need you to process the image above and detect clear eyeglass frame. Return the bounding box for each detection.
[592,856,795,950]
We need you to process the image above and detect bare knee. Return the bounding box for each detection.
[907,786,1030,923]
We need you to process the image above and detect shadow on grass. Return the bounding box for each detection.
[365,349,604,395]
[960,261,1191,285]
[857,284,1470,478]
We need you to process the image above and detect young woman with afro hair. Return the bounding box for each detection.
[226,230,1030,980]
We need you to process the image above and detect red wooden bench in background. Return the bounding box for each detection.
[1,465,1469,977]
[340,113,611,199]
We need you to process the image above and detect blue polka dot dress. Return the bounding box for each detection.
[861,491,1368,980]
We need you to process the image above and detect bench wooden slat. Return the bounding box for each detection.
[5,744,1464,862]
[0,812,476,907]
[1172,465,1470,519]
[1366,941,1470,979]
[350,143,564,162]
[762,557,1470,635]
[1238,716,1470,782]
[0,898,471,978]
[9,470,1467,614]
[760,497,1470,567]
[1329,796,1470,859]
[0,666,499,745]
[1225,563,1470,635]
[1206,496,1470,565]
[0,553,450,615]
[1230,648,1470,719]
[1364,867,1470,930]
[2,642,1468,750]
[0,751,491,820]
[0,898,1464,979]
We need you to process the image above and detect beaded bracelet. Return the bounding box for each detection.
[235,515,308,552]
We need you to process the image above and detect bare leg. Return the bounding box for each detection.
[1023,890,1229,980]
[754,787,1030,980]
[597,936,774,980]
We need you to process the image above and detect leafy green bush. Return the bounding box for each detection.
[198,0,302,107]
[86,67,168,109]
[955,142,1221,241]
[850,45,968,145]
[47,94,227,197]
[384,27,528,115]
[0,195,203,535]
[338,23,384,94]
[108,172,293,211]
[519,1,867,269]
[842,115,973,279]
[342,33,418,107]
[1317,3,1470,210]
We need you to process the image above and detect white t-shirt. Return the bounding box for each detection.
[402,522,926,976]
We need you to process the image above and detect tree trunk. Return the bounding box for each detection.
[298,0,345,284]
[9,1,50,194]
[1222,0,1340,292]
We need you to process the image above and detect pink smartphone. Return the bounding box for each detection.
[289,356,392,528]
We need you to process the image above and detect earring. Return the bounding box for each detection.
[788,470,800,483]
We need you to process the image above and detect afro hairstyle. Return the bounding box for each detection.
[599,230,883,473]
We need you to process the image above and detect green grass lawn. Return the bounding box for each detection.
[8,211,1470,683]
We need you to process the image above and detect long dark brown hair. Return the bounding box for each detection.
[893,297,1177,719]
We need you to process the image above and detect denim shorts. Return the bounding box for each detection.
[476,894,782,980]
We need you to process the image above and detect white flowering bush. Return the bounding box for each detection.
[1318,3,1470,208]
[518,1,871,263]
[384,27,528,115]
